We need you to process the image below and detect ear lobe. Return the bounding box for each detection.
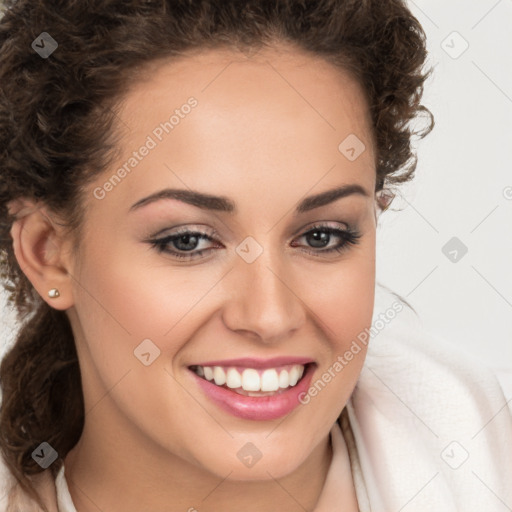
[8,198,75,311]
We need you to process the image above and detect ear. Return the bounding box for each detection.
[8,197,75,311]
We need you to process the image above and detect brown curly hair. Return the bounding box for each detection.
[0,0,434,509]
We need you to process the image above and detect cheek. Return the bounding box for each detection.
[73,235,226,345]
[322,265,375,349]
[306,234,376,347]
[70,234,241,429]
[302,267,374,417]
[301,235,375,397]
[69,243,232,460]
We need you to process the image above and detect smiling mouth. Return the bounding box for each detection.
[188,363,312,397]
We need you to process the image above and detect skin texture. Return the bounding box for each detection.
[9,45,377,511]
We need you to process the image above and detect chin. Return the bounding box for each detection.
[195,440,311,482]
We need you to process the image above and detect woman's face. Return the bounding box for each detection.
[65,46,377,481]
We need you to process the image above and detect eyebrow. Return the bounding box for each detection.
[129,183,369,214]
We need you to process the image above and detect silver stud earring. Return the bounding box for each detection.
[48,288,60,299]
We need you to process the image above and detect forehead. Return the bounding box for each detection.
[88,45,376,217]
[119,44,374,143]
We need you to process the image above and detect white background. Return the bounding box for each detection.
[376,0,512,398]
[1,1,511,398]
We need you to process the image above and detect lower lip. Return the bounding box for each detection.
[192,364,315,421]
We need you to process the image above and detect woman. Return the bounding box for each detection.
[0,1,510,511]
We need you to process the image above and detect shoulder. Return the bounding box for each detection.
[345,285,512,510]
[363,286,510,421]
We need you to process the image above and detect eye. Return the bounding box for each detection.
[291,224,362,256]
[147,223,362,261]
[147,227,221,261]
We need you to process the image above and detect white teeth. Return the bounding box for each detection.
[213,366,226,386]
[226,368,242,389]
[194,364,306,393]
[278,369,290,388]
[242,369,261,391]
[261,369,279,392]
[289,366,300,386]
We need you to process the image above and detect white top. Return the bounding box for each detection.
[1,284,511,511]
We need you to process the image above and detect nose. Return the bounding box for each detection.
[221,248,306,344]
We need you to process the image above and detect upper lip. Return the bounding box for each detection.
[189,356,315,369]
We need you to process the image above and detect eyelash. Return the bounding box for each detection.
[147,224,362,261]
